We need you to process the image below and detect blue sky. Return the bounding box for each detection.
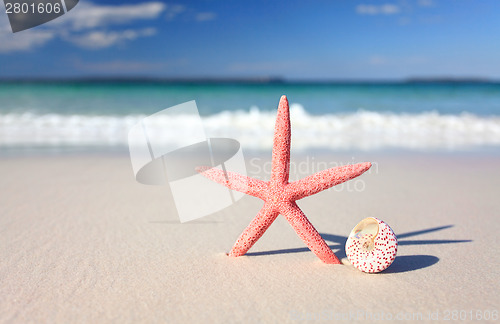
[0,0,499,80]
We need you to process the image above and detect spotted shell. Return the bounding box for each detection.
[345,217,398,273]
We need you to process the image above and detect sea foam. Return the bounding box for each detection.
[1,104,500,151]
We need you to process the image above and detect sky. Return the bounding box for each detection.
[0,0,499,80]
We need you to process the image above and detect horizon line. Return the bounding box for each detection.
[0,76,498,84]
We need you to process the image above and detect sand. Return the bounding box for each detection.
[0,151,499,323]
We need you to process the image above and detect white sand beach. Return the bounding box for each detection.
[0,152,499,323]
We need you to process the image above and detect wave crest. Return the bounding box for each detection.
[1,104,500,150]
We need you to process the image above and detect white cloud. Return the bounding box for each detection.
[195,12,217,22]
[0,1,217,53]
[54,1,166,31]
[69,28,156,49]
[0,28,55,53]
[0,1,164,53]
[0,10,55,52]
[356,4,401,15]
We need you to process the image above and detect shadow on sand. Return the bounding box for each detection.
[246,225,471,273]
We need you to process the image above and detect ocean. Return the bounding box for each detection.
[1,81,500,152]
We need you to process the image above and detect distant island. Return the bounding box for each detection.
[404,77,494,84]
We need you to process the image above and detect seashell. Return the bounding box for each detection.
[345,217,398,273]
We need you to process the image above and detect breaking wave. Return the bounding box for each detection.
[1,104,500,151]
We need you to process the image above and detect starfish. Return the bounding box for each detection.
[197,96,371,263]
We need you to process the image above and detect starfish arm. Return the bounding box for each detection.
[280,202,341,264]
[270,95,291,186]
[229,203,279,257]
[287,162,372,200]
[196,166,268,199]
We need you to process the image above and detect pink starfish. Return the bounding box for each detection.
[198,96,371,264]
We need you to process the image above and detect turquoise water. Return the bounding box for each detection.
[1,81,500,116]
[1,81,500,151]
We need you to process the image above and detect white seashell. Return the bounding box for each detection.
[345,217,398,273]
